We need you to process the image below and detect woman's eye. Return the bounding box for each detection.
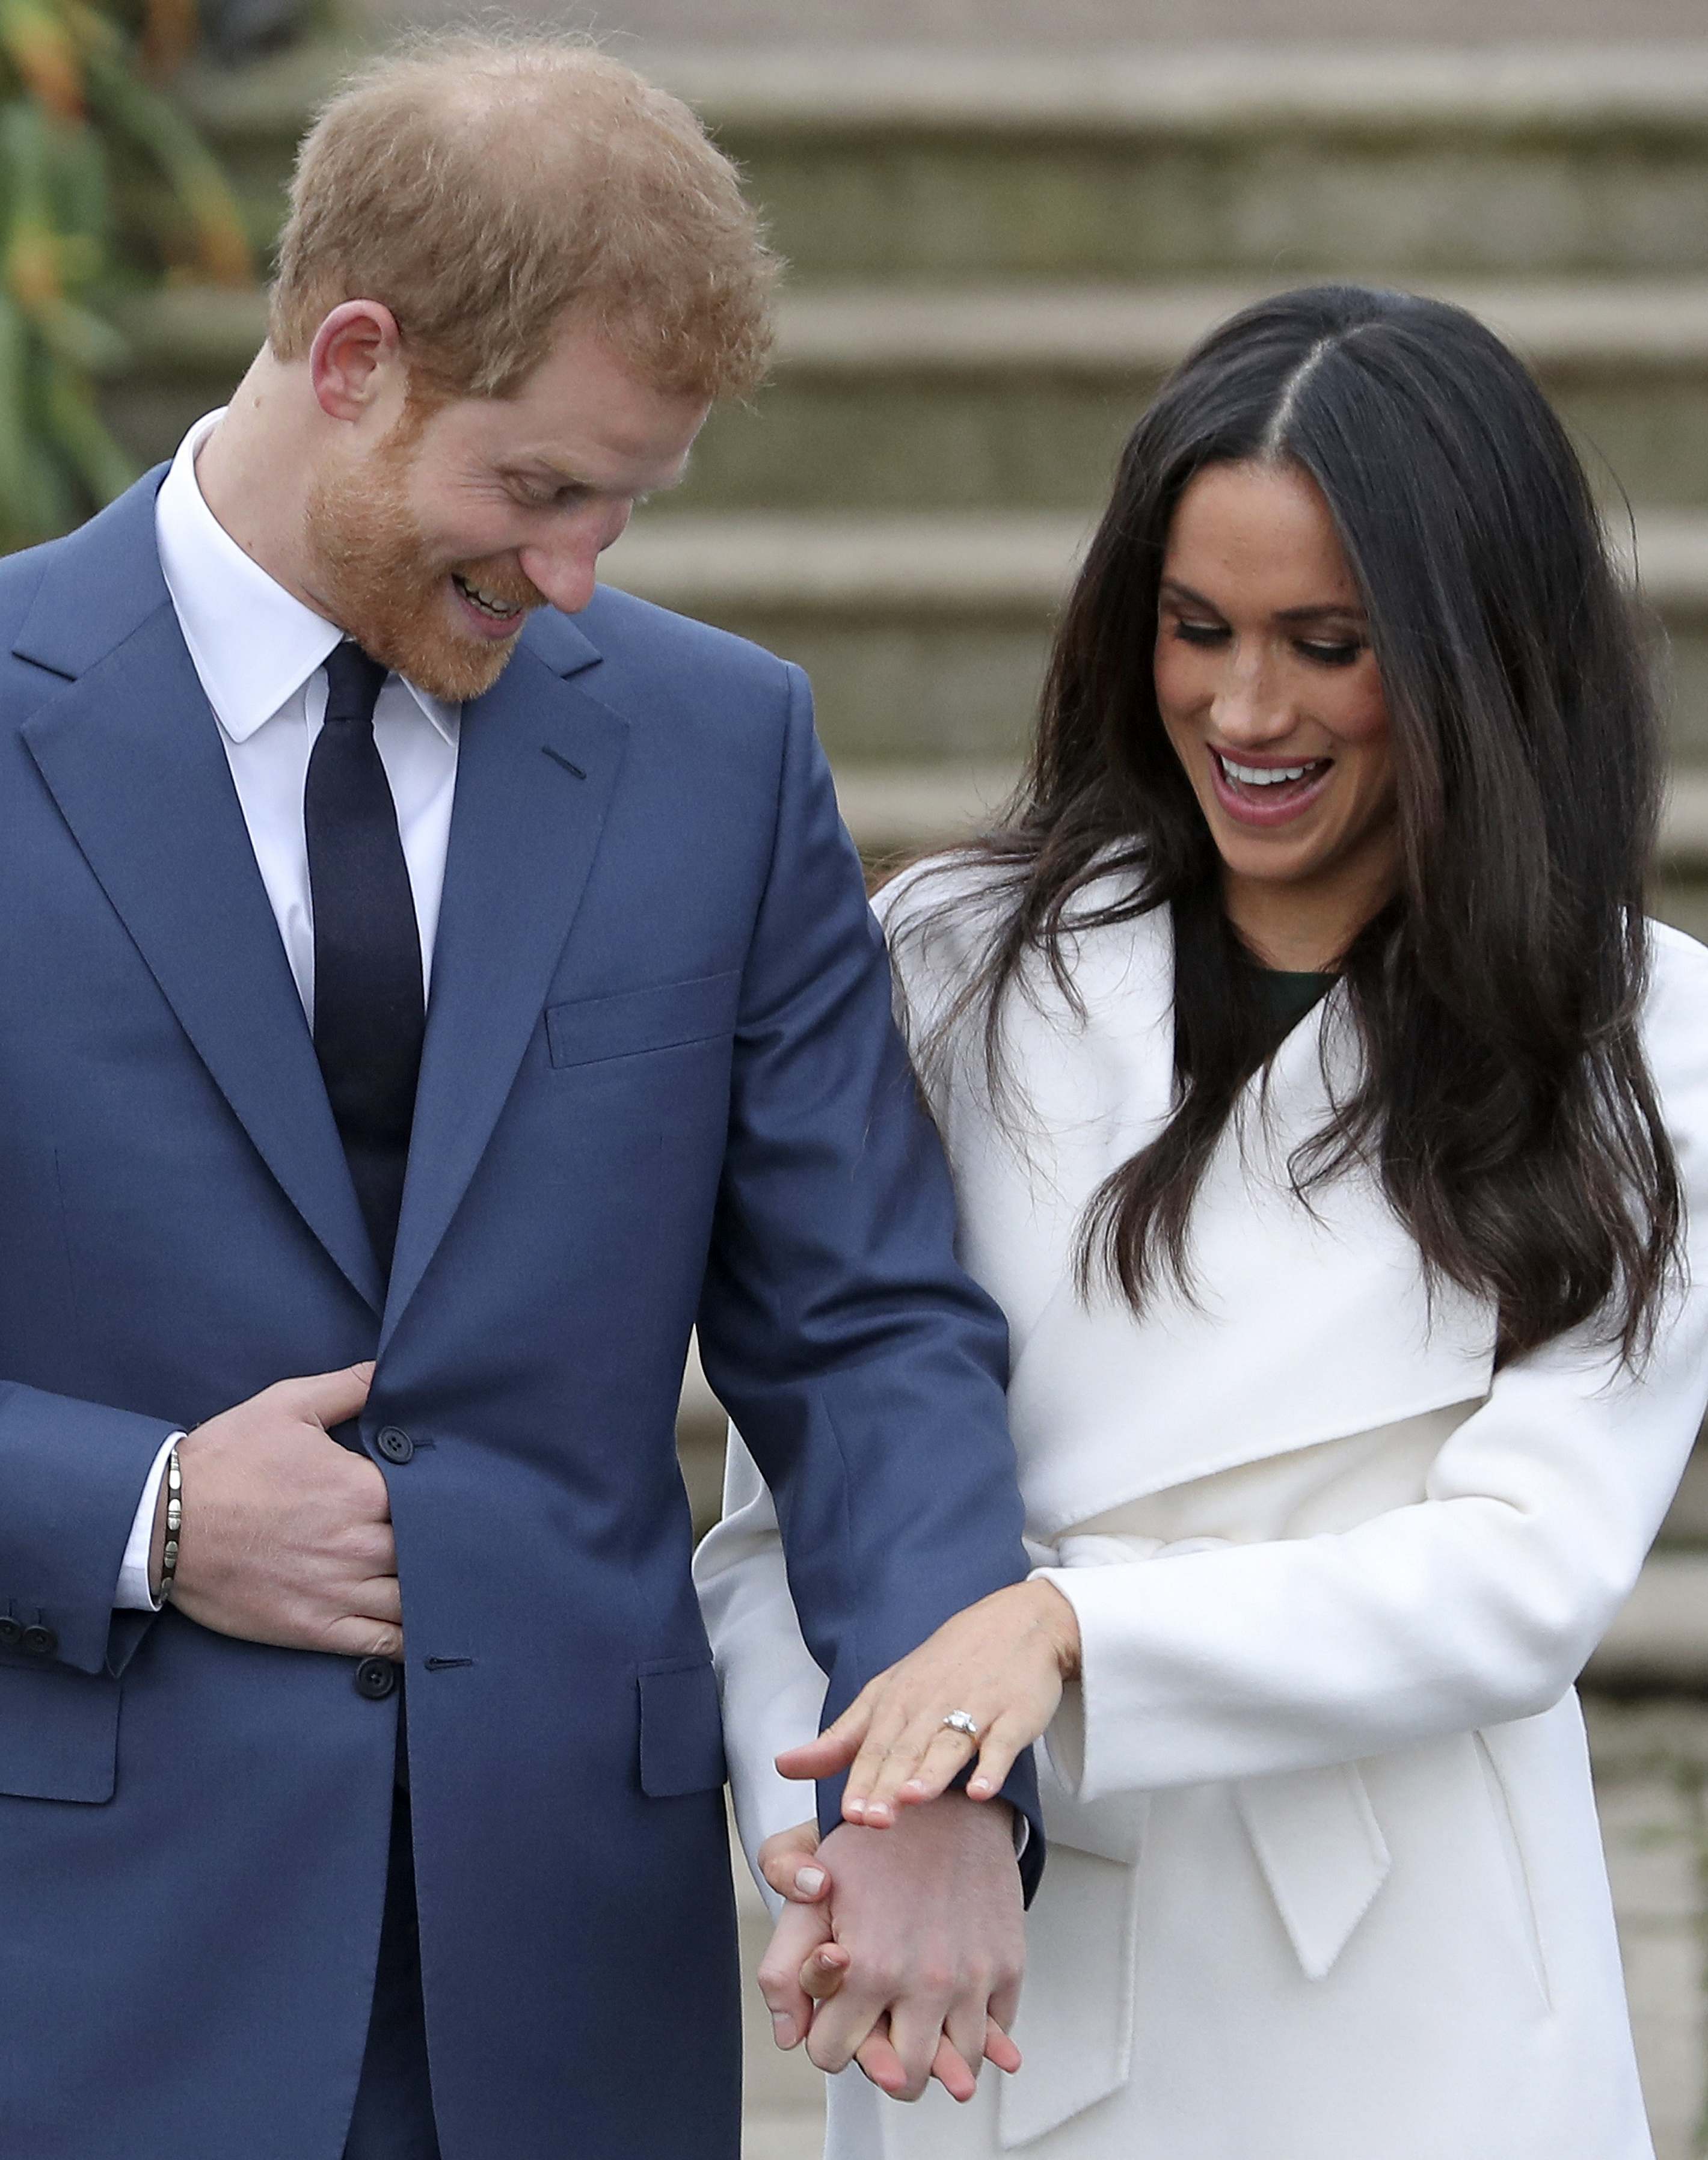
[1172,621,1229,648]
[1297,639,1365,667]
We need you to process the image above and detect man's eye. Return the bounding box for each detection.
[1172,621,1229,647]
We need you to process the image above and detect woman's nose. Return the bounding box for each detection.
[1211,652,1295,744]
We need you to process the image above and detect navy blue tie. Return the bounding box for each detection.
[305,642,424,1277]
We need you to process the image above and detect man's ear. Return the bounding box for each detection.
[309,301,404,422]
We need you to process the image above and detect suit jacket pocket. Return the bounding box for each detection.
[547,971,742,1070]
[637,1655,728,1798]
[0,1657,120,1802]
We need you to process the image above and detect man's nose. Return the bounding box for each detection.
[519,503,633,615]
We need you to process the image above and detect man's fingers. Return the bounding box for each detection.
[798,1942,849,2001]
[985,2019,1022,2075]
[944,1989,993,2084]
[284,1361,377,1434]
[930,2034,980,2104]
[803,1983,886,2075]
[322,1620,404,1661]
[885,1992,964,2100]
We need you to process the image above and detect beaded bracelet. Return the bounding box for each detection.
[159,1443,183,1604]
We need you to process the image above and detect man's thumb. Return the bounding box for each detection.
[295,1361,376,1431]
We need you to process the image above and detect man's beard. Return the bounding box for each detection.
[304,424,545,703]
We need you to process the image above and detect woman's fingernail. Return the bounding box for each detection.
[772,2013,796,2048]
[970,1776,992,1796]
[795,1865,826,1895]
[845,1795,866,1818]
[867,1800,892,1824]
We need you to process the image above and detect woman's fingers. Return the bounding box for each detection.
[758,1820,827,1904]
[774,1678,884,1781]
[929,2034,980,2104]
[847,1701,1045,1824]
[851,2018,910,2096]
[844,1718,974,1823]
[829,1581,1079,1826]
[755,1896,834,2051]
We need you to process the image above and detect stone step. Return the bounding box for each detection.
[637,46,1708,285]
[94,266,1708,518]
[164,42,1708,293]
[599,504,1708,764]
[1588,1552,1708,1690]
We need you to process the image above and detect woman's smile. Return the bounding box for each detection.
[1205,746,1335,824]
[1155,456,1399,969]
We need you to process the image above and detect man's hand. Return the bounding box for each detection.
[153,1363,401,1658]
[755,1791,1024,2102]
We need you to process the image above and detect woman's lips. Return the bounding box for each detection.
[1205,747,1333,828]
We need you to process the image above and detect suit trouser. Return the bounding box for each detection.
[343,1787,443,2160]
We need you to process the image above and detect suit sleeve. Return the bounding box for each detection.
[0,1382,183,1673]
[1037,939,1708,1805]
[694,665,1040,1884]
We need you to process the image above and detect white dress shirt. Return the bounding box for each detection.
[114,411,462,1607]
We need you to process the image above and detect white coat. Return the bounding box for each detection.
[694,868,1708,2159]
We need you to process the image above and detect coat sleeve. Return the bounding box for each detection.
[693,666,1040,1879]
[0,1383,182,1674]
[692,1426,830,1907]
[1039,932,1708,1805]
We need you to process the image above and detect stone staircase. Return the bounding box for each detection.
[107,40,1708,1652]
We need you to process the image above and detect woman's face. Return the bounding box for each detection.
[1154,458,1399,969]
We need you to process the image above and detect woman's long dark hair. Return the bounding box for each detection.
[899,284,1680,1366]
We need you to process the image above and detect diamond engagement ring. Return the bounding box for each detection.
[941,1710,981,1742]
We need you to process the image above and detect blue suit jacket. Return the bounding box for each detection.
[0,475,1039,2158]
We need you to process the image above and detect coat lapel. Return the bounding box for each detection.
[381,619,627,1342]
[16,479,384,1311]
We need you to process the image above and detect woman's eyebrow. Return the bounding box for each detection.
[1160,580,1365,627]
[1274,603,1368,625]
[1158,577,1223,611]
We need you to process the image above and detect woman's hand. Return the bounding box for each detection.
[776,1579,1081,1825]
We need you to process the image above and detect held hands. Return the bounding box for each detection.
[151,1363,402,1659]
[749,1581,1080,2105]
[778,1579,1082,1827]
[755,1794,1024,2102]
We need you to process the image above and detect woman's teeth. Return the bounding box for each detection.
[1216,753,1320,787]
[453,574,522,621]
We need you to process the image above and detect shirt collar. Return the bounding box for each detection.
[154,410,459,747]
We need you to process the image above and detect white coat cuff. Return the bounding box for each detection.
[115,1432,183,1610]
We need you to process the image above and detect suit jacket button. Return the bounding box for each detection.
[20,1625,57,1658]
[0,1618,20,1651]
[375,1426,414,1465]
[354,1656,398,1700]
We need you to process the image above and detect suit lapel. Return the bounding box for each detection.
[17,480,384,1311]
[382,625,627,1341]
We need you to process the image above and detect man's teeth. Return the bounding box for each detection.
[453,575,521,621]
[1217,753,1317,787]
